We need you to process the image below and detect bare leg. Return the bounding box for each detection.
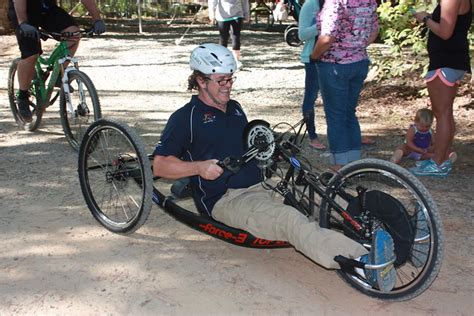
[390,144,410,164]
[233,49,240,61]
[63,25,81,56]
[427,77,457,165]
[61,25,81,69]
[17,54,38,90]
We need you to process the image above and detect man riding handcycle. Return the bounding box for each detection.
[78,44,443,301]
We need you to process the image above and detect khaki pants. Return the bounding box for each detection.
[213,184,368,269]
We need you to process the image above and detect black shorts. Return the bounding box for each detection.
[8,4,78,59]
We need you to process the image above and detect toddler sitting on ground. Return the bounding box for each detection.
[390,108,457,164]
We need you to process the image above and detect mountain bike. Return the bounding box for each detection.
[7,29,101,150]
[77,118,444,301]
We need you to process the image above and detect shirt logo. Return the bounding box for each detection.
[203,112,216,124]
[234,109,243,116]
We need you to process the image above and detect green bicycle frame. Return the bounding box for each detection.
[32,40,72,106]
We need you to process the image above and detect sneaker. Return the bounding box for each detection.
[390,149,403,164]
[440,152,457,172]
[414,159,431,168]
[410,159,449,177]
[448,151,458,164]
[236,60,243,70]
[415,152,457,170]
[17,97,33,122]
[440,159,452,173]
[410,204,429,268]
[361,229,397,292]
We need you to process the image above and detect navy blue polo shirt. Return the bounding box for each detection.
[154,95,262,215]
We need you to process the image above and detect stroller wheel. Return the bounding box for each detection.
[284,26,302,47]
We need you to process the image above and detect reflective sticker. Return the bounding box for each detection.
[290,156,301,169]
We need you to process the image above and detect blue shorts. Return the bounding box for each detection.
[425,68,466,87]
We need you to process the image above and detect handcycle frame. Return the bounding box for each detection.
[78,118,444,301]
[7,29,101,150]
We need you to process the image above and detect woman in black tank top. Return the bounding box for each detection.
[410,0,472,177]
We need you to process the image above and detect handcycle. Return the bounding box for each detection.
[8,29,101,150]
[77,117,444,301]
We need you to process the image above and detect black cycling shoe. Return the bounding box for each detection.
[17,97,33,123]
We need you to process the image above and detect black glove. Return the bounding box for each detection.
[92,19,106,35]
[19,22,39,39]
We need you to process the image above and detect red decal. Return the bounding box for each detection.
[341,211,362,231]
[199,223,247,244]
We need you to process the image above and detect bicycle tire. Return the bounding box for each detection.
[78,119,153,234]
[60,69,101,151]
[8,58,43,131]
[319,158,444,301]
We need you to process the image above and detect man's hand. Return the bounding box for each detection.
[197,159,223,180]
[92,19,106,35]
[19,22,39,39]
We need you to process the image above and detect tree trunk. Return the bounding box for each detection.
[0,0,12,35]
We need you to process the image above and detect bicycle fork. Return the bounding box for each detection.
[59,56,85,117]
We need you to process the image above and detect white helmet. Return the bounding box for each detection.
[190,43,237,75]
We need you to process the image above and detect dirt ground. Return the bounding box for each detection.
[0,23,473,315]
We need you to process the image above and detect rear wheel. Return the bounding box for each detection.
[319,159,444,301]
[78,119,153,234]
[60,69,101,151]
[8,58,43,131]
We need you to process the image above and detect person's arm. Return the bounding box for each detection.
[81,0,101,20]
[12,0,28,24]
[153,155,223,180]
[81,0,106,34]
[13,0,40,38]
[367,30,378,45]
[208,0,217,23]
[242,0,250,22]
[298,0,318,41]
[367,8,379,45]
[310,0,339,60]
[311,35,335,59]
[405,126,426,154]
[413,0,461,40]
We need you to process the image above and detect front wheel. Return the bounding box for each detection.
[319,159,444,301]
[78,119,153,234]
[60,69,101,151]
[8,58,43,131]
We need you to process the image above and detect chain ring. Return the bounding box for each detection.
[246,124,275,161]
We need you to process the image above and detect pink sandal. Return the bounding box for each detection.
[309,140,326,150]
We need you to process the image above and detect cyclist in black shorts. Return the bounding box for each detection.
[8,0,106,122]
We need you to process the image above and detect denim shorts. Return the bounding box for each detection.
[425,68,466,87]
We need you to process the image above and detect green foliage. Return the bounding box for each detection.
[372,0,438,81]
[60,0,173,19]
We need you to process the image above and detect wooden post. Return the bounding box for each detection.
[0,0,12,34]
[137,0,143,33]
